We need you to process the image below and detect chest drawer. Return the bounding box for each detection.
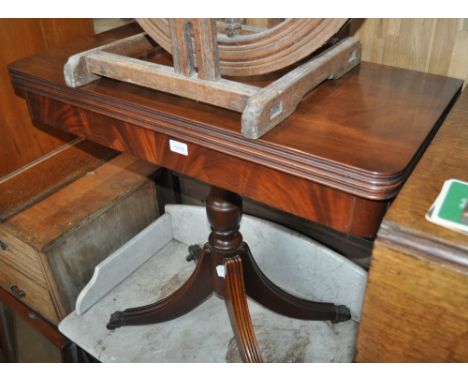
[0,154,159,322]
[0,226,48,288]
[0,258,58,324]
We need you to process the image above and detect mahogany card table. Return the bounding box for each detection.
[9,24,462,362]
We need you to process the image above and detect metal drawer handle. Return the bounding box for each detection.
[9,283,26,299]
[0,239,8,251]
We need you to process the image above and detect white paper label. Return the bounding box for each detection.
[169,139,188,156]
[216,265,225,278]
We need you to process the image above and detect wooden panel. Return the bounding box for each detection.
[155,134,357,235]
[351,19,468,89]
[244,19,283,28]
[0,301,15,362]
[0,19,94,177]
[0,138,116,221]
[47,180,159,313]
[356,87,468,362]
[12,311,62,362]
[84,51,257,112]
[1,153,159,320]
[0,287,68,349]
[0,226,47,287]
[93,19,133,34]
[5,154,158,250]
[0,259,58,324]
[169,19,195,77]
[381,87,468,266]
[23,93,389,237]
[94,19,468,88]
[356,243,468,362]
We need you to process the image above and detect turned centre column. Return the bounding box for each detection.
[205,186,244,297]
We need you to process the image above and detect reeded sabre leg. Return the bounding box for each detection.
[107,245,214,329]
[224,255,263,363]
[241,243,351,323]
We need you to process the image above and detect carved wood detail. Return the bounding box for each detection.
[224,255,263,363]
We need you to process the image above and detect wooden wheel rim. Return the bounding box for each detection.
[136,18,348,76]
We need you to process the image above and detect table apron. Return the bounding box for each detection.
[26,93,389,238]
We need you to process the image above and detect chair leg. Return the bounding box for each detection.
[224,255,263,363]
[241,243,351,323]
[107,245,214,329]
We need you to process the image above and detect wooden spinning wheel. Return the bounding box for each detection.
[136,18,348,76]
[65,18,360,139]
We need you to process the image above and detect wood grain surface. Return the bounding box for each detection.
[0,226,48,287]
[224,255,263,363]
[5,154,158,251]
[380,90,468,268]
[0,287,70,352]
[241,37,361,139]
[356,90,468,362]
[23,93,386,237]
[351,19,468,90]
[8,24,462,238]
[136,19,348,77]
[0,258,58,323]
[9,25,462,195]
[0,138,116,222]
[0,19,94,178]
[1,154,160,323]
[47,180,159,314]
[357,243,468,362]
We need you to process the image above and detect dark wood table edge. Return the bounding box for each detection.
[378,221,468,273]
[9,65,446,202]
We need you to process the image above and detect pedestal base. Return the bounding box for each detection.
[107,187,351,362]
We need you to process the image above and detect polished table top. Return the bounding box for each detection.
[9,24,463,238]
[379,90,468,268]
[356,90,468,362]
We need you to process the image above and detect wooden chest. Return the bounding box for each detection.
[0,154,159,324]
